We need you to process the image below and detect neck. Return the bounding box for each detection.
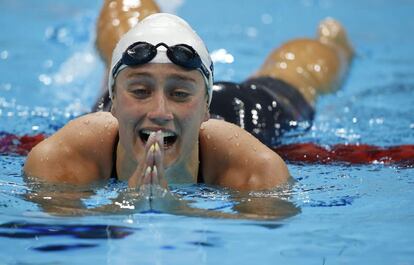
[165,140,199,184]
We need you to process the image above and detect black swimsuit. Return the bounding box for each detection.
[210,77,314,146]
[110,134,119,180]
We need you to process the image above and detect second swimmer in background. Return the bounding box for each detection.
[95,0,353,147]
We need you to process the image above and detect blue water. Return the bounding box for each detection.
[1,0,414,264]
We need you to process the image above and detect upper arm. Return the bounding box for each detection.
[24,112,118,185]
[200,119,290,190]
[24,138,99,185]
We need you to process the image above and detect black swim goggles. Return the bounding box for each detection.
[112,41,211,80]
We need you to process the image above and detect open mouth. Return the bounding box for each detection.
[139,129,178,149]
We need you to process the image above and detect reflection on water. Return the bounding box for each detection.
[23,177,300,221]
[0,221,135,239]
[0,221,136,252]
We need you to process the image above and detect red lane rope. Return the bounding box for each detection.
[1,133,413,166]
[273,143,414,166]
[0,133,46,156]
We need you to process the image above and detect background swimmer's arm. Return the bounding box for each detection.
[24,112,118,185]
[199,119,290,191]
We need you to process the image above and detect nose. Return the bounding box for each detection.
[147,92,174,124]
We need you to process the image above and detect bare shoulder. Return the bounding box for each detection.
[24,112,119,185]
[199,119,290,190]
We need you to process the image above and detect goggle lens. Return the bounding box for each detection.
[112,42,209,80]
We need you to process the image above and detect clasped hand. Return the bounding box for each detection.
[128,131,168,190]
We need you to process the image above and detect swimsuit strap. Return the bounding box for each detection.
[111,133,119,180]
[197,140,204,183]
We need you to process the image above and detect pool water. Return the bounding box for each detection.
[1,0,414,264]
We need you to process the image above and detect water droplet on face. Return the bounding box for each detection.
[200,124,205,130]
[235,133,239,138]
[236,142,240,147]
[206,134,211,139]
[83,120,90,125]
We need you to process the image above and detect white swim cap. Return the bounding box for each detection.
[108,13,214,105]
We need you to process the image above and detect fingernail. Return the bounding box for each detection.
[154,142,160,152]
[149,144,155,153]
[153,165,157,175]
[145,166,151,175]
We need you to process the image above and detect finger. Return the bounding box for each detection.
[143,166,152,185]
[154,132,164,171]
[137,133,157,180]
[129,133,157,188]
[155,130,164,149]
[154,131,168,188]
[144,132,157,154]
[151,165,159,185]
[146,143,155,167]
[151,164,168,189]
[153,142,164,179]
[131,144,155,187]
[154,131,164,161]
[150,142,161,186]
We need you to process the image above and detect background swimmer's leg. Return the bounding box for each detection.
[251,18,353,106]
[96,0,160,67]
[94,0,160,101]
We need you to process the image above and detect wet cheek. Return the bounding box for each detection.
[116,95,143,119]
[181,101,203,121]
[113,97,143,136]
[179,101,206,134]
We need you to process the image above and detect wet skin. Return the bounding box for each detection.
[24,64,290,190]
[23,63,293,218]
[111,63,210,186]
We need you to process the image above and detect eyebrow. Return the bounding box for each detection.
[166,74,197,83]
[125,72,153,79]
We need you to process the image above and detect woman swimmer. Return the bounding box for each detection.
[24,0,353,192]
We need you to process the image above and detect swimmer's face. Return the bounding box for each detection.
[111,63,209,174]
